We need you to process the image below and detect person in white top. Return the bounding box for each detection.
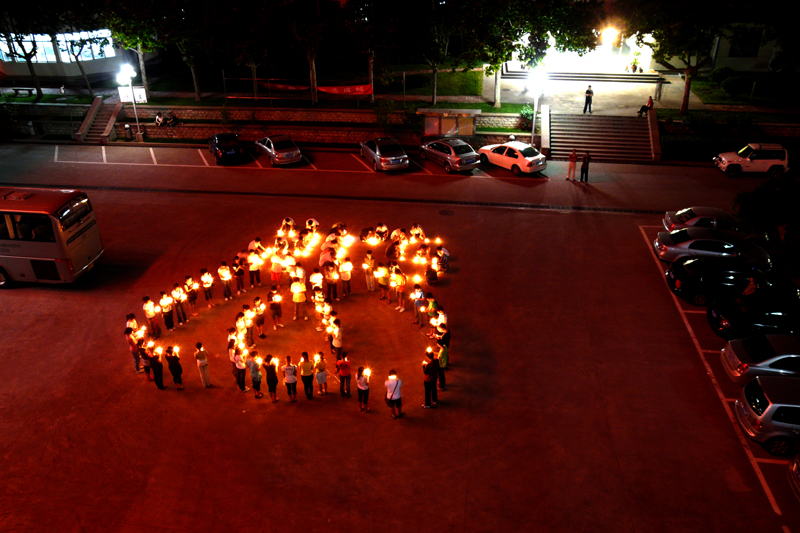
[282,355,298,403]
[384,370,404,419]
[357,366,370,413]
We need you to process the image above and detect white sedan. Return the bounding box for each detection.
[478,141,547,176]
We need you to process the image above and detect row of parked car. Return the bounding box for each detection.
[207,133,548,177]
[654,206,800,500]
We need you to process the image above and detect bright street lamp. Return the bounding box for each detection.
[526,68,547,142]
[117,64,142,142]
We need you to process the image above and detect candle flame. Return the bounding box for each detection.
[364,368,371,377]
[256,357,263,365]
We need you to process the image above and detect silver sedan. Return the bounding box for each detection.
[721,335,800,384]
[359,138,409,171]
[255,135,303,166]
[662,206,742,232]
[652,227,771,271]
[419,138,480,173]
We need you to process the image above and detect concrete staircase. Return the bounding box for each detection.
[83,104,114,144]
[501,64,661,84]
[548,114,654,162]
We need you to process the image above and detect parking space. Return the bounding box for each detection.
[640,224,799,522]
[153,147,210,167]
[55,145,104,163]
[105,146,157,165]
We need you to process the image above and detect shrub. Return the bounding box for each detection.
[681,113,716,134]
[709,67,735,86]
[721,76,754,96]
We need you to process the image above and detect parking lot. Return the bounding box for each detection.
[641,224,799,523]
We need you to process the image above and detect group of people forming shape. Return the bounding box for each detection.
[123,217,452,417]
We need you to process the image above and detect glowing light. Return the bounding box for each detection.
[277,230,284,237]
[601,27,619,47]
[173,346,179,353]
[256,357,263,365]
[364,368,371,377]
[314,354,320,363]
[426,346,433,353]
[414,274,422,283]
[146,341,155,348]
[367,237,379,246]
[342,235,355,247]
[273,294,282,302]
[271,358,280,366]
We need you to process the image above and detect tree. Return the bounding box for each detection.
[58,1,108,98]
[404,0,455,105]
[345,1,399,104]
[0,7,60,100]
[158,0,211,102]
[620,0,732,114]
[102,1,163,99]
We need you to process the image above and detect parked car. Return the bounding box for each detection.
[721,335,800,384]
[706,287,800,340]
[789,453,800,501]
[665,256,791,306]
[734,375,800,455]
[714,143,788,178]
[478,141,547,176]
[662,206,742,233]
[208,133,243,165]
[255,135,302,166]
[359,138,409,171]
[419,138,480,173]
[652,227,771,271]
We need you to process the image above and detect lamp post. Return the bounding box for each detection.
[526,69,547,146]
[117,64,142,142]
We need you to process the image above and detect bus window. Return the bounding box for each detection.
[55,194,92,231]
[0,213,13,240]
[10,214,55,242]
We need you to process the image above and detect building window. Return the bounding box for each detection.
[1,30,115,63]
[728,27,762,58]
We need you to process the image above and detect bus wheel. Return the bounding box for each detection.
[0,267,12,288]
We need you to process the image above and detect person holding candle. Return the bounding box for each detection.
[218,261,233,301]
[437,338,448,391]
[409,223,426,242]
[267,286,285,331]
[247,249,263,289]
[384,370,404,419]
[247,351,264,399]
[232,258,246,296]
[142,296,162,340]
[251,297,265,339]
[375,222,388,241]
[164,346,183,390]
[282,355,298,402]
[411,284,425,326]
[138,339,153,381]
[363,250,375,292]
[422,349,439,408]
[270,252,285,289]
[375,263,390,301]
[159,291,175,332]
[200,269,215,308]
[339,257,353,298]
[171,284,188,325]
[309,268,323,292]
[428,305,446,338]
[435,246,450,272]
[265,356,279,403]
[331,318,343,360]
[322,261,339,302]
[425,293,439,331]
[393,267,407,312]
[335,350,351,397]
[314,352,328,396]
[290,276,308,321]
[184,276,199,316]
[150,347,167,390]
[312,289,326,331]
[124,328,143,372]
[126,313,139,331]
[298,352,315,400]
[357,366,370,412]
[234,347,249,393]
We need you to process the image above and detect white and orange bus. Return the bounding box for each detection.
[0,188,104,287]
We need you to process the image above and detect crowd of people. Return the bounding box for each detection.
[122,218,453,417]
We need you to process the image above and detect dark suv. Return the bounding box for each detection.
[208,133,243,165]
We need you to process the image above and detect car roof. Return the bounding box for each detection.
[375,138,400,145]
[0,188,82,214]
[504,141,533,150]
[756,376,800,405]
[435,138,467,147]
[268,135,292,142]
[750,143,785,150]
[683,206,735,219]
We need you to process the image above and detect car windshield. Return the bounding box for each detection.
[273,140,296,150]
[380,144,405,156]
[668,229,692,244]
[741,336,777,363]
[675,208,696,223]
[453,145,474,155]
[744,379,770,416]
[519,146,540,157]
[737,145,754,158]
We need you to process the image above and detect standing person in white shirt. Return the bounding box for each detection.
[282,355,298,402]
[384,369,404,419]
[357,366,370,413]
[194,341,211,388]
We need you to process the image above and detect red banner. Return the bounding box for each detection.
[260,82,373,95]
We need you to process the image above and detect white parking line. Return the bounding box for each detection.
[102,146,107,164]
[199,149,209,167]
[54,146,58,162]
[639,225,783,517]
[682,310,705,314]
[755,458,790,465]
[702,349,722,354]
[410,159,433,175]
[252,153,263,169]
[351,153,373,171]
[149,148,157,165]
[783,526,791,533]
[303,156,318,170]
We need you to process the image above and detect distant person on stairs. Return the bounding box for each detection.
[583,85,593,114]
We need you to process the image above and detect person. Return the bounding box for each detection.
[247,351,264,399]
[357,366,370,412]
[339,257,353,298]
[384,369,404,419]
[155,112,164,127]
[200,269,214,308]
[282,355,298,402]
[376,263,390,301]
[159,291,175,332]
[375,222,389,241]
[138,339,153,381]
[166,111,179,126]
[290,276,308,321]
[566,149,578,181]
[171,284,188,325]
[322,261,339,302]
[184,276,199,316]
[126,313,139,332]
[743,276,758,296]
[331,318,343,360]
[363,250,375,292]
[218,261,233,301]
[429,305,446,338]
[165,346,183,390]
[265,356,279,403]
[314,352,327,396]
[232,258,246,296]
[580,151,591,183]
[394,267,407,312]
[124,328,143,372]
[583,85,593,114]
[637,96,654,117]
[279,217,296,238]
[655,76,663,101]
[253,297,267,339]
[247,249,263,288]
[409,223,426,242]
[423,349,439,408]
[437,338,448,391]
[435,246,450,273]
[335,352,351,397]
[298,352,315,400]
[234,347,249,393]
[194,342,211,388]
[424,293,439,330]
[227,332,238,383]
[411,284,426,327]
[142,296,162,339]
[150,347,167,390]
[270,252,284,288]
[267,286,284,331]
